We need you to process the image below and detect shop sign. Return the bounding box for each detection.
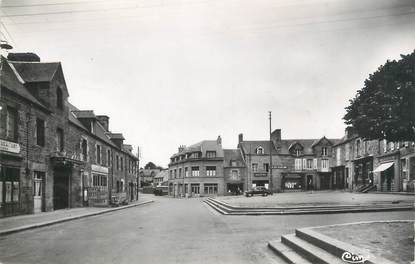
[272,165,287,169]
[254,173,268,177]
[91,164,108,174]
[0,139,20,154]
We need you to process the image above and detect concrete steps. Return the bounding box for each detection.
[204,197,414,215]
[268,226,399,264]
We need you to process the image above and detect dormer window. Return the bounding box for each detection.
[56,87,63,110]
[90,121,95,134]
[206,151,216,158]
[256,146,264,155]
[295,149,301,157]
[321,147,328,156]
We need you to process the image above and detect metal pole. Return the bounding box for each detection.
[269,111,273,192]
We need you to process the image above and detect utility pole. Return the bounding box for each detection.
[269,111,273,192]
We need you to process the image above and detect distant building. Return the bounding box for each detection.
[139,168,161,187]
[154,169,169,186]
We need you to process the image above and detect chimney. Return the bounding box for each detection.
[178,145,186,153]
[271,129,281,142]
[238,133,243,143]
[96,115,109,131]
[7,52,41,62]
[217,135,222,145]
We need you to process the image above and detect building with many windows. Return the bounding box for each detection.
[0,53,139,218]
[238,130,341,192]
[332,128,415,192]
[168,136,247,197]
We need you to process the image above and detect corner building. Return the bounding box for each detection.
[168,136,247,197]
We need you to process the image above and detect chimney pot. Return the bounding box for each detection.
[238,133,243,143]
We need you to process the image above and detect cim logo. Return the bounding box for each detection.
[341,251,367,263]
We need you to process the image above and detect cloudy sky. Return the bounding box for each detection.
[1,0,415,167]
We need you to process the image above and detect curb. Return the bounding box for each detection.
[205,198,414,215]
[0,200,154,236]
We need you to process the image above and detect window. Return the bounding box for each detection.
[401,158,408,180]
[191,152,200,159]
[336,148,341,166]
[92,174,107,187]
[206,151,216,158]
[179,168,182,178]
[204,184,218,195]
[256,147,264,155]
[295,149,301,157]
[56,128,64,152]
[107,149,111,167]
[169,170,173,180]
[0,167,20,206]
[295,159,302,170]
[191,184,200,194]
[230,170,239,180]
[174,169,177,178]
[383,139,387,153]
[56,87,63,109]
[191,167,199,176]
[36,118,45,146]
[321,147,328,156]
[33,171,44,197]
[120,157,123,171]
[81,139,88,161]
[96,145,101,164]
[185,167,189,177]
[230,160,237,167]
[252,163,258,172]
[322,159,329,171]
[307,159,313,169]
[263,163,269,172]
[116,155,119,170]
[313,158,318,169]
[206,166,216,176]
[0,106,18,142]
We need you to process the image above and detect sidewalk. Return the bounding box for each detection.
[0,197,153,236]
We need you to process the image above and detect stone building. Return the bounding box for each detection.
[0,53,138,218]
[168,136,246,197]
[139,168,161,187]
[332,128,415,192]
[238,130,341,192]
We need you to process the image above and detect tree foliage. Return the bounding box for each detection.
[344,50,415,141]
[144,162,157,169]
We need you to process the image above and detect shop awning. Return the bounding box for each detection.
[373,162,394,173]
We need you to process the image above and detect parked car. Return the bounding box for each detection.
[245,186,273,197]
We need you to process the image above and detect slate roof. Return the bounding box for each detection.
[67,102,117,148]
[107,133,125,140]
[72,110,96,119]
[154,170,169,181]
[223,149,245,166]
[172,140,224,158]
[0,57,47,110]
[238,141,278,155]
[11,61,60,82]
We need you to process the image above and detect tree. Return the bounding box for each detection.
[344,50,415,142]
[144,162,157,170]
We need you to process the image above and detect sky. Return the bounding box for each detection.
[1,0,415,168]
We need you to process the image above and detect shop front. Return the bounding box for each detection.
[353,156,374,188]
[89,164,109,206]
[0,139,24,218]
[282,173,304,191]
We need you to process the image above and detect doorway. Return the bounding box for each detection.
[33,171,45,213]
[53,168,70,210]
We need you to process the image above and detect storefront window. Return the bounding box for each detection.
[0,167,20,205]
